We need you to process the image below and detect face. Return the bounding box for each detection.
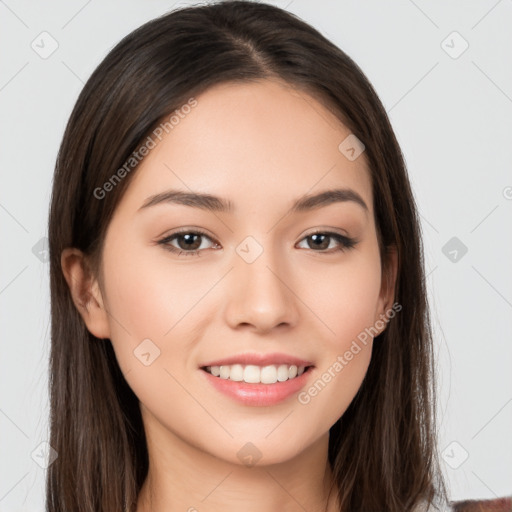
[78,79,395,466]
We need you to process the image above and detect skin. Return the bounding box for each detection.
[62,79,397,512]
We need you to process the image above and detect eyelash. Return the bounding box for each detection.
[157,228,358,257]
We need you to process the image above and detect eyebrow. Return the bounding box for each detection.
[139,187,368,215]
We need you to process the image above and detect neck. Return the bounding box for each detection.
[136,410,339,512]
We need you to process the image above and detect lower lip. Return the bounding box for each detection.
[200,367,313,406]
[201,367,313,406]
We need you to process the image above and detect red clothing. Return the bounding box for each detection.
[451,497,512,511]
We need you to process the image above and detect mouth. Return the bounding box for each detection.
[201,364,314,384]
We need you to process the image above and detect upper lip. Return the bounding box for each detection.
[200,352,314,368]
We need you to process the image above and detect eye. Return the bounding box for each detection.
[157,229,219,257]
[157,229,357,257]
[296,231,357,253]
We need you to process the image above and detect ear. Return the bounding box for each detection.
[60,248,111,340]
[375,245,399,334]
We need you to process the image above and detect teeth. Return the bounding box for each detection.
[260,365,277,384]
[244,365,261,383]
[230,364,244,381]
[277,365,289,382]
[219,365,230,379]
[205,364,306,383]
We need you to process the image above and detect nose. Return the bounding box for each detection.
[223,243,300,334]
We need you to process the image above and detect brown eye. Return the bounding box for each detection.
[297,231,357,253]
[158,230,218,257]
[174,233,202,251]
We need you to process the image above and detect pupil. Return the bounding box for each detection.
[311,234,328,250]
[180,234,200,250]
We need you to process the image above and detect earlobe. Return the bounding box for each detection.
[60,248,111,340]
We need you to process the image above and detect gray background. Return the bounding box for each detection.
[1,0,511,509]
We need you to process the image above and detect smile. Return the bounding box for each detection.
[203,364,309,384]
[200,364,314,406]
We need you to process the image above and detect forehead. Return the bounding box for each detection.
[116,79,373,217]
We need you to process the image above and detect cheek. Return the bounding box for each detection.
[100,248,206,423]
[100,240,204,378]
[103,240,212,340]
[293,249,381,424]
[297,262,379,429]
[298,249,382,346]
[297,342,372,439]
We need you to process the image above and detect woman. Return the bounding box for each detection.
[47,1,455,510]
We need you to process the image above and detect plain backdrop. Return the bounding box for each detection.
[1,0,511,509]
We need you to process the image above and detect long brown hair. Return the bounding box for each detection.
[47,1,448,510]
